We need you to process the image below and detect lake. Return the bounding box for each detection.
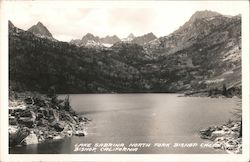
[9,94,240,154]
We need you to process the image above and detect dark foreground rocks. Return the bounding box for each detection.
[9,91,89,147]
[200,120,242,154]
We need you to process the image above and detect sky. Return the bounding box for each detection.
[4,1,246,42]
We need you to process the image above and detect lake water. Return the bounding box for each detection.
[10,94,240,154]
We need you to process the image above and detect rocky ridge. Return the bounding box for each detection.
[70,32,157,47]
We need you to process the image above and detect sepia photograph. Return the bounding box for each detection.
[0,0,249,161]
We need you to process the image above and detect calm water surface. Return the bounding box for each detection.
[10,94,240,154]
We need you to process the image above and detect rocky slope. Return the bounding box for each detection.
[131,32,157,45]
[144,10,241,93]
[9,10,241,95]
[9,91,88,147]
[27,22,56,41]
[145,10,232,56]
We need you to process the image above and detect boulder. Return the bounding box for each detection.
[20,110,36,119]
[9,126,19,134]
[58,102,64,110]
[14,108,25,117]
[38,108,49,118]
[38,136,45,142]
[48,109,59,121]
[34,97,46,107]
[214,137,225,142]
[53,135,64,140]
[82,117,90,122]
[47,135,53,139]
[78,116,83,122]
[64,113,76,124]
[9,127,30,146]
[211,130,226,140]
[231,126,240,132]
[226,122,235,128]
[213,142,222,149]
[73,116,79,123]
[18,117,35,128]
[24,97,34,105]
[53,122,65,132]
[9,109,15,116]
[22,132,38,145]
[36,113,44,119]
[75,130,87,136]
[200,127,214,137]
[37,119,47,127]
[9,116,18,125]
[66,130,73,137]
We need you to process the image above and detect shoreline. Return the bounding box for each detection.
[9,91,89,148]
[184,86,242,99]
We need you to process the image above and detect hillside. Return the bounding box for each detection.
[9,11,241,95]
[9,22,150,93]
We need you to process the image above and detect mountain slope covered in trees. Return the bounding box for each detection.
[9,11,241,95]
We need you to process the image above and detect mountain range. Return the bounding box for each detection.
[69,32,157,48]
[9,10,241,95]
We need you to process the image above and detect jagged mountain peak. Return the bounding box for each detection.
[131,32,157,45]
[121,33,135,42]
[100,35,121,45]
[144,32,156,37]
[8,20,14,27]
[127,33,135,39]
[28,21,53,38]
[36,21,44,26]
[85,33,95,37]
[189,10,221,22]
[147,32,154,35]
[82,33,99,40]
[104,35,120,39]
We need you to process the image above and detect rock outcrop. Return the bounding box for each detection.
[200,120,242,154]
[9,91,88,147]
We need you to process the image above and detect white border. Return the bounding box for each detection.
[0,1,249,162]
